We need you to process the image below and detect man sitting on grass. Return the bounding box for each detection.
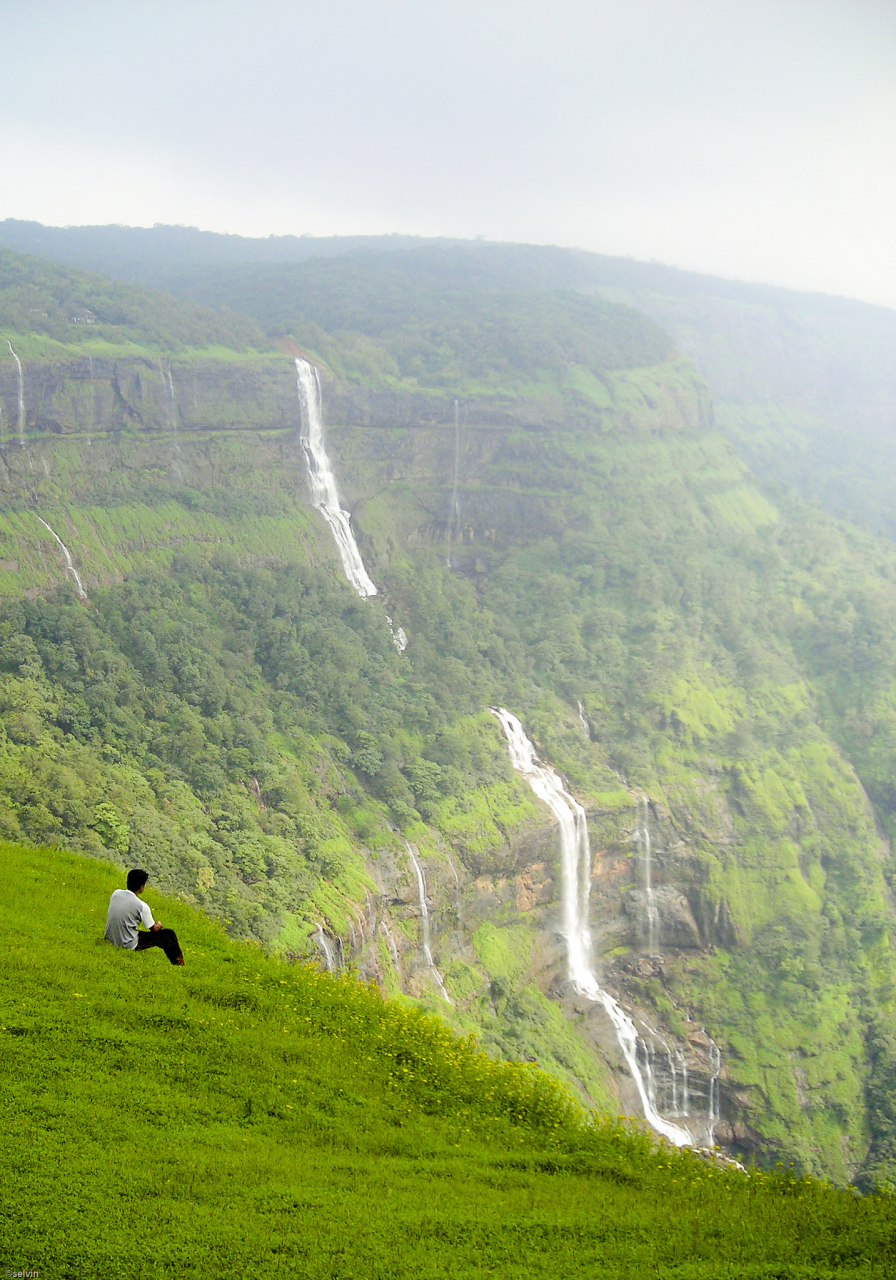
[105,869,185,966]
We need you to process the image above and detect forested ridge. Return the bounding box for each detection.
[1,243,895,1187]
[0,245,267,354]
[5,221,891,538]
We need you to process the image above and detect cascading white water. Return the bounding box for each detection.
[386,616,408,653]
[490,707,691,1146]
[678,1047,690,1116]
[635,797,660,956]
[315,926,336,972]
[7,341,25,444]
[577,700,591,739]
[36,517,87,600]
[405,843,452,1004]
[295,358,378,599]
[665,1043,679,1115]
[295,358,407,652]
[707,1033,722,1140]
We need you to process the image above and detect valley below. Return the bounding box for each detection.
[1,241,895,1194]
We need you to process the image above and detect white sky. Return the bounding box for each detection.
[1,0,894,306]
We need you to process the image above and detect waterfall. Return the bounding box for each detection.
[295,358,378,599]
[36,517,87,600]
[379,920,400,970]
[159,356,176,428]
[6,341,24,444]
[386,615,408,653]
[295,357,407,652]
[634,797,660,956]
[577,700,590,739]
[490,707,691,1146]
[315,926,336,972]
[666,1043,679,1115]
[707,1033,722,1140]
[675,1046,690,1117]
[405,842,452,1004]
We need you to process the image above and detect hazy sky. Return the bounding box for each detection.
[2,0,894,306]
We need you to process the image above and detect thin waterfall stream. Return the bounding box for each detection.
[405,842,452,1004]
[315,926,336,972]
[36,517,87,600]
[6,341,25,444]
[295,358,407,651]
[490,707,692,1146]
[635,797,660,956]
[159,357,177,430]
[707,1033,722,1140]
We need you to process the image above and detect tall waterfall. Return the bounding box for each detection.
[406,842,452,1004]
[295,358,379,599]
[490,707,691,1146]
[635,797,660,956]
[6,341,24,444]
[707,1033,722,1140]
[36,517,87,600]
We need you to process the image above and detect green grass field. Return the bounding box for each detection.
[2,842,894,1279]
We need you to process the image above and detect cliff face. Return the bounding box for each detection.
[0,347,892,1183]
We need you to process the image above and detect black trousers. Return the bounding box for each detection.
[135,928,183,965]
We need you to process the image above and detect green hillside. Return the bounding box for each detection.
[2,841,894,1279]
[1,244,896,1189]
[151,249,675,398]
[1,224,891,539]
[0,245,267,356]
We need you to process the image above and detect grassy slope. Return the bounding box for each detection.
[2,840,894,1280]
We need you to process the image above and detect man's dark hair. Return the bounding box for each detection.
[126,868,149,893]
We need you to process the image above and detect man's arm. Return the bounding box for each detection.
[138,899,159,932]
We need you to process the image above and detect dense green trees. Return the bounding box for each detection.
[0,247,266,352]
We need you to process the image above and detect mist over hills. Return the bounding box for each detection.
[3,219,892,539]
[0,219,458,286]
[1,235,896,1190]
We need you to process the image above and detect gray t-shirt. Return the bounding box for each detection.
[105,889,155,949]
